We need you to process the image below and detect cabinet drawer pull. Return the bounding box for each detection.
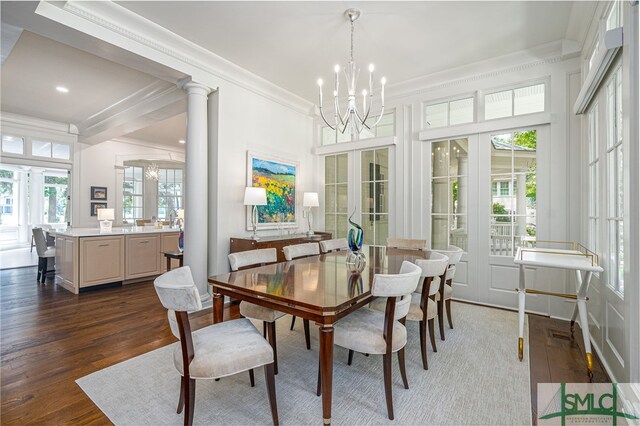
[140,240,149,244]
[98,243,110,247]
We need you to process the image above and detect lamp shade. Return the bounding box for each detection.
[97,208,115,221]
[303,192,320,207]
[176,209,185,219]
[244,187,267,206]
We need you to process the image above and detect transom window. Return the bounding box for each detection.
[484,83,545,120]
[31,140,71,160]
[425,97,474,128]
[1,135,24,155]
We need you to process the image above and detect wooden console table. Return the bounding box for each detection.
[230,232,332,262]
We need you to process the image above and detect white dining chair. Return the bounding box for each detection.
[386,237,427,251]
[281,242,320,342]
[282,242,320,261]
[32,227,55,283]
[154,266,278,425]
[318,261,421,420]
[319,238,349,253]
[228,248,287,373]
[433,245,464,340]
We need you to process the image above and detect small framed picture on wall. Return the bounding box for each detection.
[91,186,107,201]
[91,202,107,216]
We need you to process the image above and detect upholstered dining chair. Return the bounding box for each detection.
[228,248,286,373]
[319,238,349,253]
[154,266,278,426]
[32,227,55,283]
[317,261,421,420]
[30,224,54,252]
[282,242,320,340]
[386,237,427,251]
[282,242,320,261]
[433,245,464,340]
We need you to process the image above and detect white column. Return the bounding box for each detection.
[29,168,45,226]
[180,78,212,301]
[17,168,29,243]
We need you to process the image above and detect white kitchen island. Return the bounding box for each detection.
[52,227,181,294]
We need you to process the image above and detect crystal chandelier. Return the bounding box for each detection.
[317,8,387,140]
[145,162,160,181]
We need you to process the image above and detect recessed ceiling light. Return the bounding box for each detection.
[56,86,69,93]
[178,139,186,144]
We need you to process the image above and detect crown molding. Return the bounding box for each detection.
[385,40,573,102]
[35,1,314,117]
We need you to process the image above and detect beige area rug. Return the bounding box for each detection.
[77,302,531,425]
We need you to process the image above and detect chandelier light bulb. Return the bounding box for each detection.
[362,90,367,96]
[317,78,323,87]
[369,64,375,72]
[333,90,338,97]
[381,77,387,85]
[334,65,340,73]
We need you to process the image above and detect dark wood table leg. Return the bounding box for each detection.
[166,256,171,271]
[179,257,184,267]
[212,291,224,324]
[319,325,334,425]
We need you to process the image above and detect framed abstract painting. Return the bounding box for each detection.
[246,151,298,230]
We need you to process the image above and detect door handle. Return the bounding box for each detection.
[140,240,149,244]
[98,243,110,247]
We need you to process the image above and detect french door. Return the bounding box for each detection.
[429,125,550,313]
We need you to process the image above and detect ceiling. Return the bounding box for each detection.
[1,1,592,147]
[118,1,582,102]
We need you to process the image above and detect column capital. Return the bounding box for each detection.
[178,77,212,96]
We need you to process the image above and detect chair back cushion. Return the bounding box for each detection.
[319,238,349,253]
[154,266,202,312]
[283,242,320,260]
[228,248,277,271]
[372,261,421,320]
[386,238,427,251]
[414,252,449,278]
[32,228,48,257]
[433,245,464,265]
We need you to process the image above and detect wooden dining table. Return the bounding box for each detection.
[208,246,435,424]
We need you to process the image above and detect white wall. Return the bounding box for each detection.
[208,81,315,275]
[72,138,184,227]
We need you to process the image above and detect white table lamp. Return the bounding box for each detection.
[97,208,115,233]
[244,187,267,240]
[303,192,319,236]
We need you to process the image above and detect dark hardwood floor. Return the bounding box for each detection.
[0,267,610,424]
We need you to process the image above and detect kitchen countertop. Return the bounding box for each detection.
[51,226,182,238]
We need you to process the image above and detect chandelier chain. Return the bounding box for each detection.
[350,19,354,64]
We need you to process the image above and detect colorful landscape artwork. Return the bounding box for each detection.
[250,156,296,225]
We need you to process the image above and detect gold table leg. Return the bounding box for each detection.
[518,337,524,361]
[586,352,594,382]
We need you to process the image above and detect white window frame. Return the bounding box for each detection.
[587,103,600,259]
[123,166,144,222]
[361,148,390,247]
[323,154,349,239]
[157,168,183,220]
[605,66,624,295]
[481,80,549,122]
